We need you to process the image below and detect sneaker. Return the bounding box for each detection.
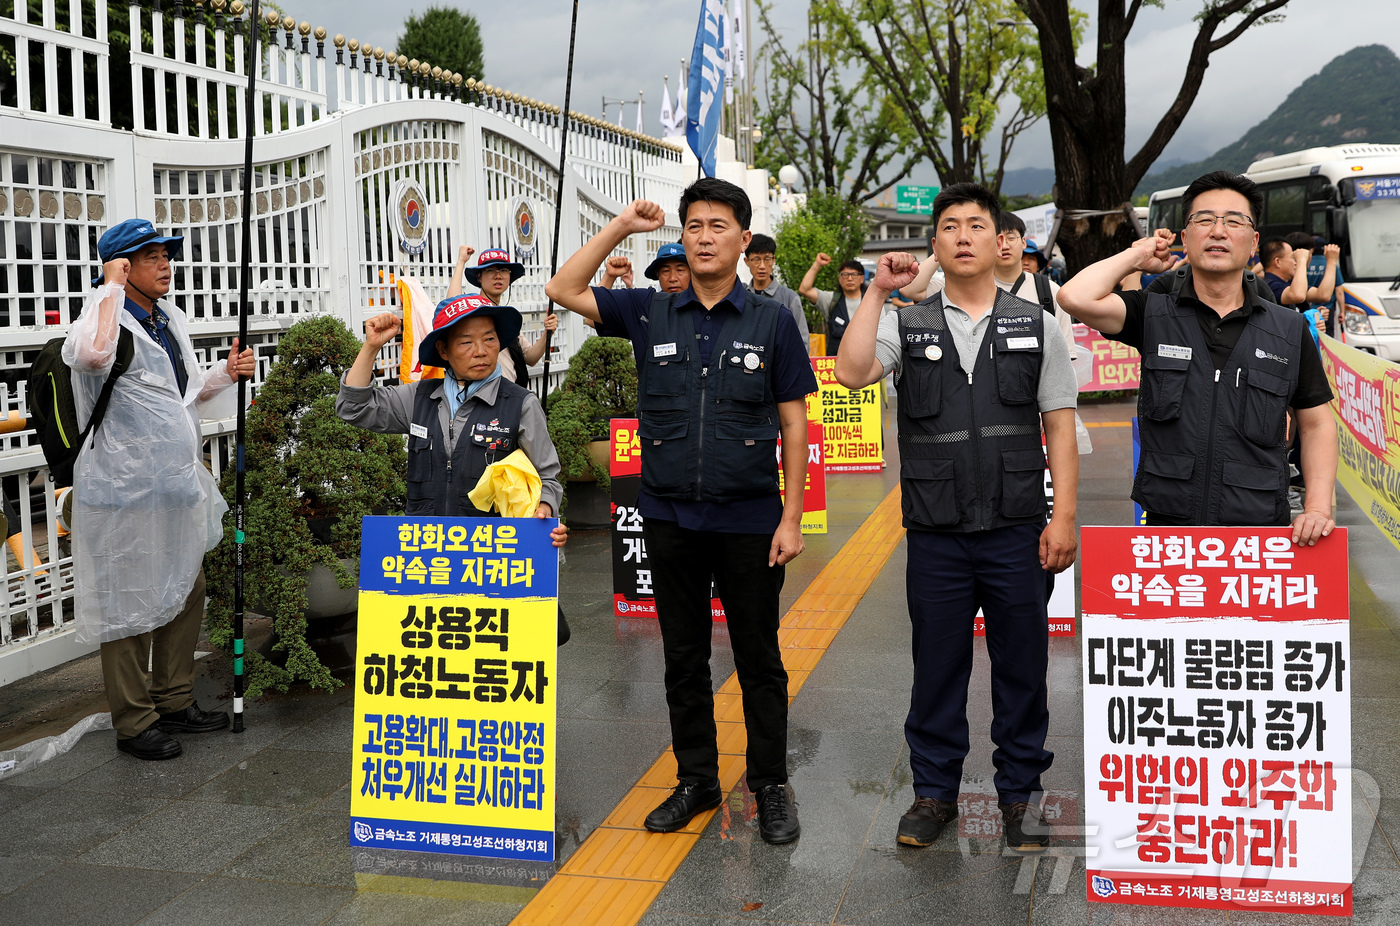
[896,796,958,847]
[644,778,722,833]
[1000,801,1049,853]
[754,784,801,844]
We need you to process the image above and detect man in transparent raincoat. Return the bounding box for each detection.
[66,219,255,761]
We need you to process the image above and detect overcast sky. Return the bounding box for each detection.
[286,0,1400,186]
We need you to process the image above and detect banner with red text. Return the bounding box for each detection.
[1080,526,1351,917]
[1074,324,1141,392]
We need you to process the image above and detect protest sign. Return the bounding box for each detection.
[350,516,559,863]
[779,419,828,534]
[807,356,883,471]
[1320,334,1400,553]
[1074,324,1141,392]
[1081,526,1351,916]
[608,419,724,620]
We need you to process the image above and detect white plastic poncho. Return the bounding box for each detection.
[63,283,238,644]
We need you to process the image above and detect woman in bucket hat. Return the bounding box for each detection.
[447,246,558,386]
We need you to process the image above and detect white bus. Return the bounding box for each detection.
[1147,144,1400,360]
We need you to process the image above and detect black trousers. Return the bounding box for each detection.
[644,518,788,790]
[905,524,1053,803]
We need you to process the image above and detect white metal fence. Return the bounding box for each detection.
[0,0,689,685]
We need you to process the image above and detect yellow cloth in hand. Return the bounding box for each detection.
[467,449,542,518]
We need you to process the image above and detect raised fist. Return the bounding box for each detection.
[874,252,920,292]
[103,257,131,287]
[618,200,666,234]
[364,312,402,349]
[813,252,832,267]
[457,245,476,265]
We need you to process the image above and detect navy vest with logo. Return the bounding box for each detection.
[1135,293,1305,526]
[827,294,852,356]
[896,291,1048,532]
[405,377,527,516]
[635,289,782,502]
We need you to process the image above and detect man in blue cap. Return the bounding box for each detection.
[599,242,693,296]
[67,218,255,760]
[337,293,566,532]
[448,246,558,386]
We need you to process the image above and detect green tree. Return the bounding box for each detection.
[396,6,484,84]
[821,0,1080,196]
[753,0,918,204]
[774,190,870,332]
[1017,0,1294,271]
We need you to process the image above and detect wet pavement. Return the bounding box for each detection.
[2,395,1399,925]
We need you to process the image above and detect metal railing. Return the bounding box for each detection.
[0,0,686,684]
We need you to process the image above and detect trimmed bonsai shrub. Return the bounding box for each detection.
[545,335,638,493]
[204,315,407,695]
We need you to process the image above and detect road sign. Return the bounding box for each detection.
[896,184,939,215]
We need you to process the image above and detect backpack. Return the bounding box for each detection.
[1012,271,1057,317]
[28,328,135,486]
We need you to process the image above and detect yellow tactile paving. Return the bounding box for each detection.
[511,485,906,926]
[511,875,665,926]
[564,827,702,880]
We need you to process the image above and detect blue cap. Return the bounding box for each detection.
[1022,239,1048,268]
[418,294,524,369]
[644,243,688,280]
[93,218,184,285]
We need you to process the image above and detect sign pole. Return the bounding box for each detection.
[539,0,580,401]
[231,0,262,733]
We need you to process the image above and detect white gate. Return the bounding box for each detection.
[0,0,689,684]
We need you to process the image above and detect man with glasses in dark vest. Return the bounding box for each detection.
[546,179,817,845]
[1059,170,1337,542]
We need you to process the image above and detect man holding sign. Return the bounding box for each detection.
[836,183,1080,853]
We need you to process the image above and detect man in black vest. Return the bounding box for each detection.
[546,179,817,844]
[1058,170,1337,542]
[835,183,1081,854]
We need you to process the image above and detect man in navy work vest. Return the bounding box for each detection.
[835,183,1080,853]
[546,178,817,844]
[1058,170,1338,542]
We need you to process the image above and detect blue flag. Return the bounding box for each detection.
[686,0,726,177]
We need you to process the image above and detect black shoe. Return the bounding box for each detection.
[755,784,801,845]
[154,700,230,735]
[116,726,182,761]
[897,796,958,847]
[1000,801,1050,853]
[644,778,722,833]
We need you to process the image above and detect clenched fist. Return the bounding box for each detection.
[364,312,403,350]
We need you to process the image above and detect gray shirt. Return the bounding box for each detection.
[814,289,860,330]
[876,290,1079,413]
[336,372,564,516]
[749,280,810,352]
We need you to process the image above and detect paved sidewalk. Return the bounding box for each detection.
[1,397,1398,925]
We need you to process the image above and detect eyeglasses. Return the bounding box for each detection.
[838,271,863,279]
[746,254,774,264]
[1185,211,1254,231]
[1002,233,1023,242]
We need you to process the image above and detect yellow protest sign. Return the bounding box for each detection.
[350,517,558,862]
[806,356,883,472]
[1320,335,1400,552]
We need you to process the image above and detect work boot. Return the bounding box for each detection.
[755,783,801,844]
[644,778,722,832]
[116,726,182,761]
[897,796,958,847]
[154,700,230,735]
[1000,801,1050,853]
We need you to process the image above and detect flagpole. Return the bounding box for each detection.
[231,0,262,734]
[539,0,580,400]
